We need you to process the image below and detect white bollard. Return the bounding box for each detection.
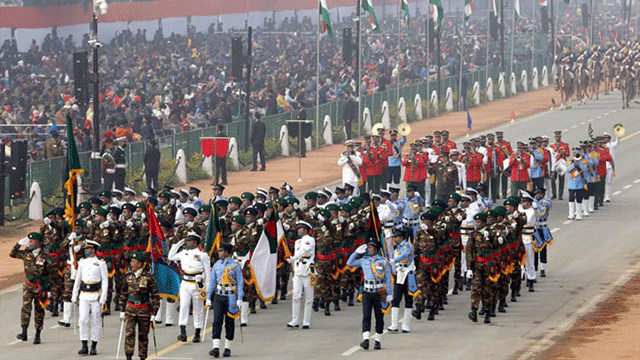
[175,149,188,184]
[473,81,480,105]
[542,66,549,87]
[202,156,214,177]
[363,107,372,135]
[323,115,333,145]
[498,73,506,98]
[486,77,494,102]
[381,101,391,129]
[280,125,290,157]
[228,138,239,170]
[521,70,528,92]
[414,94,423,120]
[28,182,43,221]
[510,72,517,95]
[305,137,312,152]
[430,90,438,114]
[397,97,407,123]
[532,67,539,90]
[445,87,453,111]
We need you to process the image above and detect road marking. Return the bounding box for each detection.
[604,112,610,116]
[107,358,194,360]
[147,325,213,359]
[562,220,572,225]
[49,324,61,329]
[597,115,602,119]
[570,125,577,129]
[6,340,21,346]
[634,179,640,184]
[612,109,618,113]
[550,227,560,233]
[588,118,594,122]
[516,259,640,360]
[342,330,388,356]
[623,184,632,190]
[580,122,586,125]
[613,190,622,196]
[563,128,569,132]
[622,129,640,142]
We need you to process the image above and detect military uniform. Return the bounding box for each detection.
[467,213,500,324]
[414,212,443,320]
[41,213,65,316]
[44,134,64,159]
[388,230,417,332]
[231,218,253,326]
[313,212,338,315]
[113,140,127,191]
[102,145,116,191]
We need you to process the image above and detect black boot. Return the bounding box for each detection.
[452,285,459,295]
[458,278,464,291]
[312,299,319,312]
[427,307,436,321]
[33,329,41,344]
[438,298,445,311]
[280,291,287,301]
[17,326,27,341]
[374,341,381,350]
[260,300,267,309]
[324,302,331,316]
[78,340,89,355]
[223,348,231,357]
[51,302,59,317]
[479,307,486,315]
[114,301,120,312]
[126,355,133,360]
[529,280,535,292]
[249,301,257,314]
[465,278,472,291]
[319,300,325,309]
[360,339,369,350]
[541,269,546,278]
[511,290,517,302]
[334,299,341,311]
[341,290,348,302]
[468,309,478,322]
[498,299,506,313]
[412,303,422,320]
[209,348,220,358]
[177,325,187,342]
[271,291,278,304]
[348,292,354,306]
[442,295,448,305]
[490,304,497,317]
[484,311,491,324]
[193,328,201,343]
[90,341,97,355]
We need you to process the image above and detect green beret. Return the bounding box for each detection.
[474,212,488,222]
[229,196,242,206]
[95,207,108,218]
[130,251,147,262]
[427,207,442,217]
[493,206,507,217]
[159,192,171,200]
[232,215,246,225]
[304,192,318,200]
[200,205,212,213]
[276,198,289,207]
[28,232,44,242]
[241,192,255,201]
[99,190,112,198]
[318,209,331,219]
[80,201,92,210]
[287,197,300,206]
[487,210,500,218]
[431,199,447,208]
[75,219,86,228]
[136,202,146,209]
[45,208,57,217]
[448,193,462,203]
[507,196,521,205]
[339,204,353,213]
[349,196,363,208]
[503,199,517,207]
[326,204,340,212]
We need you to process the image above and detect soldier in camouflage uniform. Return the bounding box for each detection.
[445,193,466,294]
[156,192,177,224]
[274,198,294,303]
[227,196,243,218]
[109,206,126,312]
[41,208,64,317]
[10,232,57,344]
[487,208,510,315]
[119,252,160,360]
[312,209,337,315]
[243,207,263,312]
[92,207,119,315]
[504,197,527,302]
[102,138,116,191]
[175,207,206,242]
[215,198,232,240]
[414,211,441,320]
[467,213,500,324]
[327,204,344,312]
[338,203,359,306]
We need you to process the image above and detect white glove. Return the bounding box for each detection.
[119,312,125,320]
[236,300,243,309]
[43,218,51,225]
[73,244,83,253]
[420,223,428,231]
[187,221,194,229]
[18,237,29,246]
[86,220,92,228]
[356,244,367,254]
[68,232,77,240]
[466,270,473,279]
[170,199,176,205]
[100,221,109,229]
[456,214,463,221]
[257,218,264,226]
[532,202,539,210]
[483,230,490,238]
[349,223,355,230]
[498,236,504,244]
[150,315,156,322]
[308,210,316,218]
[283,224,290,231]
[293,203,300,210]
[71,296,78,304]
[141,213,146,220]
[317,214,325,222]
[205,299,212,308]
[338,215,345,223]
[444,216,451,222]
[287,256,295,264]
[389,259,395,267]
[386,295,393,304]
[195,274,203,283]
[126,221,134,228]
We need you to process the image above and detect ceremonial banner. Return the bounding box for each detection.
[320,0,335,43]
[146,203,181,300]
[362,0,382,32]
[250,205,283,301]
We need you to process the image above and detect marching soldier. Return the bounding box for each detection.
[566,147,589,220]
[347,240,392,350]
[433,152,458,201]
[206,242,244,358]
[119,252,160,360]
[495,131,512,199]
[11,232,57,344]
[168,233,211,343]
[313,209,338,315]
[466,213,500,324]
[402,142,427,196]
[550,132,568,199]
[72,240,109,355]
[338,140,363,196]
[401,184,424,241]
[286,221,316,329]
[519,192,538,292]
[58,220,85,327]
[41,209,64,317]
[533,188,553,278]
[387,228,417,332]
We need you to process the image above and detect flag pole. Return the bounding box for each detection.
[357,0,362,138]
[426,15,430,119]
[316,1,320,155]
[510,3,515,86]
[397,0,401,106]
[532,0,535,79]
[486,0,490,86]
[458,11,465,111]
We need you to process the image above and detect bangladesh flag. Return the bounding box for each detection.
[430,0,444,29]
[464,0,473,21]
[63,113,83,268]
[362,0,382,33]
[515,0,521,20]
[319,0,335,43]
[401,0,411,36]
[250,203,284,301]
[204,198,223,259]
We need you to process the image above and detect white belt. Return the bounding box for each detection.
[402,218,420,226]
[182,272,203,282]
[363,280,384,292]
[116,164,127,169]
[522,226,535,235]
[105,169,116,174]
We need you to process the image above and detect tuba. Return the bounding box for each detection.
[372,122,384,135]
[613,123,625,137]
[397,123,411,137]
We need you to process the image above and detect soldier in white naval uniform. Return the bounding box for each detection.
[286,221,316,329]
[71,240,109,356]
[168,233,211,343]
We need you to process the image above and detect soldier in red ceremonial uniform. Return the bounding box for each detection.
[508,142,531,195]
[463,142,483,190]
[442,130,457,153]
[403,142,427,196]
[496,131,513,199]
[485,134,500,201]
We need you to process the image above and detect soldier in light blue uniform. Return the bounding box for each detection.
[389,187,404,229]
[347,241,393,351]
[401,184,424,241]
[387,129,407,187]
[566,148,589,220]
[387,229,417,333]
[582,141,599,215]
[533,188,553,278]
[206,242,244,358]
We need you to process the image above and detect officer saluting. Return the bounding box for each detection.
[206,242,244,358]
[72,240,109,355]
[286,221,316,329]
[347,240,392,350]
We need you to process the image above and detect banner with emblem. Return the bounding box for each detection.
[146,203,182,300]
[250,204,283,301]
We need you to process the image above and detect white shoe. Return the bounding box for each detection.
[401,309,412,333]
[387,307,399,331]
[575,202,583,220]
[567,202,576,219]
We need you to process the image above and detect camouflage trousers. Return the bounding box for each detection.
[440,269,450,298]
[470,264,494,310]
[510,264,522,294]
[21,283,45,330]
[50,272,63,305]
[496,271,510,301]
[340,268,359,295]
[243,283,257,302]
[275,265,290,297]
[62,268,74,302]
[124,314,150,358]
[314,260,338,302]
[415,266,439,306]
[452,246,462,285]
[106,269,125,309]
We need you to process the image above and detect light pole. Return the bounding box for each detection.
[88,0,108,193]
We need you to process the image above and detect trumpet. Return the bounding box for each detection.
[613,123,625,137]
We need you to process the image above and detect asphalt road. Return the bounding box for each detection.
[1,91,640,360]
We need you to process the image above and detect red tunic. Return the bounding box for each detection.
[484,145,498,176]
[550,141,570,161]
[496,141,513,167]
[509,153,531,182]
[465,152,483,182]
[596,148,611,177]
[402,153,427,182]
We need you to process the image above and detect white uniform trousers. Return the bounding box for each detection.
[604,167,613,201]
[522,236,536,281]
[155,298,179,325]
[291,275,314,326]
[78,299,102,342]
[178,282,204,329]
[460,235,470,275]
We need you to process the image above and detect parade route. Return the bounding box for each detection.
[1,90,639,359]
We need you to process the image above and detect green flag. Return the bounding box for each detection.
[464,0,473,21]
[319,0,335,43]
[362,0,382,33]
[514,0,521,20]
[401,0,411,36]
[63,113,84,268]
[430,0,444,29]
[204,198,223,258]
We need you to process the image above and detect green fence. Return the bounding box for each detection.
[25,57,551,201]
